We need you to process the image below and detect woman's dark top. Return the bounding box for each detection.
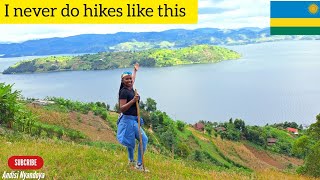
[119,87,137,116]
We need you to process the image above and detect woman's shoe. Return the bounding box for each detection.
[135,162,150,172]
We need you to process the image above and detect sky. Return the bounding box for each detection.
[0,0,270,43]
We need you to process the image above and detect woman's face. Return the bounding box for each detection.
[122,75,133,87]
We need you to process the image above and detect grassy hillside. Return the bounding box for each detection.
[0,83,318,179]
[3,45,240,74]
[2,134,314,179]
[0,101,307,176]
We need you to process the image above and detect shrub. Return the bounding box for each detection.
[176,120,186,131]
[0,83,20,128]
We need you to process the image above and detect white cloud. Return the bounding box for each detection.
[0,0,271,43]
[198,0,215,8]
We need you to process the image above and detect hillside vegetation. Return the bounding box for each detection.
[3,45,240,74]
[1,82,319,179]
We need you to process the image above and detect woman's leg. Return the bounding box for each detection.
[135,127,148,164]
[117,117,136,162]
[127,147,134,161]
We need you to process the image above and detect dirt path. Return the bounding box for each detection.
[244,144,286,169]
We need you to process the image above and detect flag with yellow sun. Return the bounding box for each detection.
[271,1,320,35]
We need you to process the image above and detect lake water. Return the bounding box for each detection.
[1,41,320,125]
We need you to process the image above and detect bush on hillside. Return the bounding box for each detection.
[176,120,186,131]
[0,83,20,128]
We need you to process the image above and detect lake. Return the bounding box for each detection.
[1,41,320,125]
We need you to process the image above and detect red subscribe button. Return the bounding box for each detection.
[8,156,44,170]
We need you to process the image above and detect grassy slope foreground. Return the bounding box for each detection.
[3,45,241,74]
[0,135,315,180]
[0,135,247,179]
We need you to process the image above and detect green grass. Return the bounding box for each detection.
[107,112,119,131]
[0,134,252,179]
[262,126,296,155]
[196,137,232,168]
[175,127,193,141]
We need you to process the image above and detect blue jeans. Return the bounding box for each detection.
[117,115,148,164]
[127,126,148,164]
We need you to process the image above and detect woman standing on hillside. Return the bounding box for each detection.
[117,63,148,171]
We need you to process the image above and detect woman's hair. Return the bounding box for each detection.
[118,71,132,111]
[118,82,124,99]
[118,81,124,111]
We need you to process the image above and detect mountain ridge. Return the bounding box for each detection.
[2,27,319,58]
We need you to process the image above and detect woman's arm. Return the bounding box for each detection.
[119,94,140,113]
[132,63,139,84]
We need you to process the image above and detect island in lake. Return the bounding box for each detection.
[3,45,241,74]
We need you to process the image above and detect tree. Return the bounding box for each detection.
[212,122,218,127]
[146,98,157,112]
[293,135,312,158]
[176,120,186,131]
[150,112,159,129]
[244,127,265,146]
[156,111,164,125]
[139,58,156,67]
[139,100,146,110]
[299,141,320,177]
[227,129,241,141]
[308,114,320,141]
[283,121,298,129]
[296,114,320,177]
[160,127,177,149]
[229,118,233,124]
[234,119,246,132]
[205,125,213,135]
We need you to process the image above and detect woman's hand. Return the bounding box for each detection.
[119,93,139,113]
[132,63,139,85]
[133,93,140,102]
[134,63,139,71]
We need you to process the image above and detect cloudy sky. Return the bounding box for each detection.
[0,0,270,43]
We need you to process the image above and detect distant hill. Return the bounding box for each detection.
[1,27,319,57]
[3,45,241,74]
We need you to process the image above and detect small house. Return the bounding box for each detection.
[193,123,204,131]
[215,126,226,132]
[32,100,55,106]
[267,138,277,146]
[287,127,299,135]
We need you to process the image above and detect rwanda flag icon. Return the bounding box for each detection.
[271,1,320,35]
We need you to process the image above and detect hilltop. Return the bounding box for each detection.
[3,45,240,74]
